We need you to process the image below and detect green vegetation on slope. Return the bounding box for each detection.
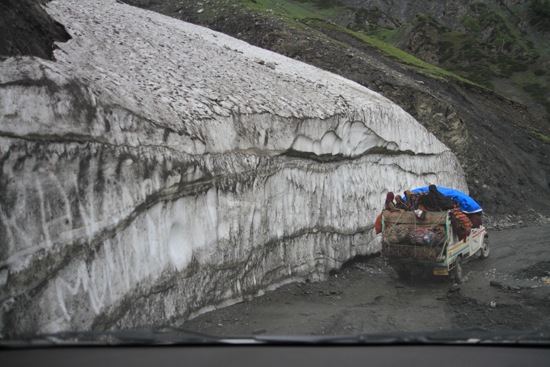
[229,0,486,85]
[245,0,346,19]
[142,0,550,119]
[192,0,479,85]
[347,2,550,118]
[529,0,550,32]
[301,17,477,84]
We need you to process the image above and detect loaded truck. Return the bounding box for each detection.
[381,210,489,283]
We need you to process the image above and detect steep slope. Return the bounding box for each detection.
[0,0,464,336]
[343,0,550,126]
[123,0,550,224]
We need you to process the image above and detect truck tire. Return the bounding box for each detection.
[450,257,463,284]
[479,236,490,259]
[396,265,411,281]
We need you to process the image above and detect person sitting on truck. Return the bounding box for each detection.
[375,192,398,234]
[417,185,456,212]
[403,190,416,210]
[394,195,410,211]
[410,186,483,227]
[467,213,482,228]
[385,192,397,211]
[411,186,482,214]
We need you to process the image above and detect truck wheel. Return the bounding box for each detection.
[396,266,411,281]
[479,236,490,259]
[450,257,463,284]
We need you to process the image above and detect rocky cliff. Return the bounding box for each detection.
[0,0,465,336]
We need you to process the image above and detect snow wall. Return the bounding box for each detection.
[0,0,467,337]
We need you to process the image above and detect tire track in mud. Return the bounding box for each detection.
[181,225,550,335]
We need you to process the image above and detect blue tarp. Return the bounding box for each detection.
[411,186,483,214]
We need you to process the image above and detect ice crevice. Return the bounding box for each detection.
[0,0,468,337]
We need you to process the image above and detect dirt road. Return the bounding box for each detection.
[181,225,550,335]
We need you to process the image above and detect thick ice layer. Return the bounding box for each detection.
[0,0,466,336]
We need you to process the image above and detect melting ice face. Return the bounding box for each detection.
[291,122,399,157]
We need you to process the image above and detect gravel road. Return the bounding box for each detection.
[181,225,550,335]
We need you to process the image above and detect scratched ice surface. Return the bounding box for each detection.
[0,0,466,336]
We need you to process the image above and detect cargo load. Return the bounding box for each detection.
[380,186,489,283]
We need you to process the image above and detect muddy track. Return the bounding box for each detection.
[181,225,550,334]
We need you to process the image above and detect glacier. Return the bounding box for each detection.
[0,0,467,336]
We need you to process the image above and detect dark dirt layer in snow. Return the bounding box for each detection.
[122,0,550,225]
[5,0,550,223]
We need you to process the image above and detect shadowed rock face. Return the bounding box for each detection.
[0,0,71,60]
[0,0,465,337]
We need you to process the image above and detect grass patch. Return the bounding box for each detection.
[302,18,484,86]
[355,23,409,44]
[461,16,481,33]
[196,0,544,110]
[531,129,550,143]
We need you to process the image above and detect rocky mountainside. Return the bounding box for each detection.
[0,0,465,336]
[121,0,550,224]
[341,0,550,126]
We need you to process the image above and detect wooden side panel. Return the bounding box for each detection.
[382,211,448,226]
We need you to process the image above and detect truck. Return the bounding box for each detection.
[381,210,489,283]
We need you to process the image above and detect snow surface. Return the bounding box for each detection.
[0,0,466,336]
